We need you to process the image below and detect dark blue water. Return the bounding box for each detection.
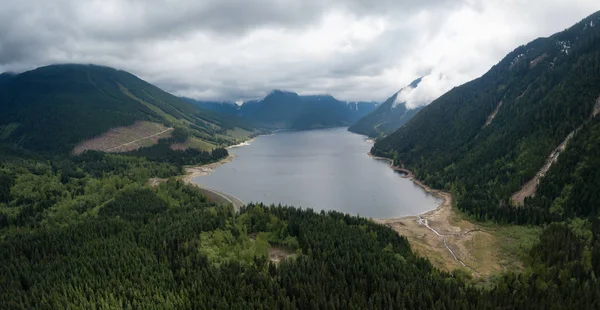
[192,127,441,218]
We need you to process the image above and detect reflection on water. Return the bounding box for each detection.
[193,127,441,218]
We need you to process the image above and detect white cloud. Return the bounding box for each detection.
[394,72,455,109]
[1,0,599,103]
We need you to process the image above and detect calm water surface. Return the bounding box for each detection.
[192,127,441,218]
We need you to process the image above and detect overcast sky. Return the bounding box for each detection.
[1,1,599,104]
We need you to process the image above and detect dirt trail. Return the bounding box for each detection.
[105,128,173,152]
[73,121,173,154]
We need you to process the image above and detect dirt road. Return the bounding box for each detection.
[105,127,173,152]
[182,154,245,213]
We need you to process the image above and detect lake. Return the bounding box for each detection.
[192,127,441,218]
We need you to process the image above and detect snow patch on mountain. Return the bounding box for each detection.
[556,40,571,55]
[509,53,525,68]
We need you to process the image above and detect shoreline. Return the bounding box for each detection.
[226,136,258,149]
[183,133,265,182]
[182,153,236,183]
[368,152,451,220]
[369,152,493,277]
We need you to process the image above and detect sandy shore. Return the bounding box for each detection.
[369,152,501,277]
[182,153,236,182]
[368,152,446,212]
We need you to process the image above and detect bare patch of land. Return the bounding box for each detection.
[148,178,168,187]
[516,84,532,101]
[73,121,172,154]
[594,95,600,117]
[180,154,245,212]
[182,154,236,181]
[511,128,578,205]
[268,246,294,263]
[370,153,537,278]
[529,53,548,68]
[484,100,503,128]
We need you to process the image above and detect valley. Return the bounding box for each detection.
[190,128,440,218]
[1,7,600,309]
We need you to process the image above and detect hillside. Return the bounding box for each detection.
[0,64,260,153]
[349,78,425,137]
[373,11,600,224]
[238,90,377,129]
[181,98,241,116]
[0,73,14,85]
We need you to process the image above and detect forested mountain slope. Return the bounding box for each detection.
[0,72,14,85]
[349,78,424,137]
[0,64,260,153]
[373,11,600,223]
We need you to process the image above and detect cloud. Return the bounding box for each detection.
[0,0,599,103]
[394,72,455,109]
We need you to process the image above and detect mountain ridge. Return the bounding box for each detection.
[349,77,425,137]
[372,10,600,224]
[186,90,378,130]
[0,64,260,153]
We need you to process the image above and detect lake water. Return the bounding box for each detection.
[192,127,441,218]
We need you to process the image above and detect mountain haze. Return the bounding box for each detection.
[182,98,240,116]
[349,78,425,137]
[193,90,378,130]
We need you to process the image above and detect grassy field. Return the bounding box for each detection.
[226,127,253,139]
[377,199,540,283]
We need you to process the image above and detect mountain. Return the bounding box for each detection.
[237,90,377,129]
[343,101,380,122]
[349,78,425,137]
[182,98,240,116]
[0,73,14,85]
[373,11,600,224]
[182,91,378,130]
[0,64,260,153]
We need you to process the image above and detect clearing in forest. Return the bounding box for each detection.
[73,121,173,154]
[375,168,539,281]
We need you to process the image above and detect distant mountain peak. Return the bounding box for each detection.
[348,77,427,137]
[408,77,423,88]
[392,76,426,108]
[267,89,298,96]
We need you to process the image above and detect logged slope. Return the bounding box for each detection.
[373,11,600,223]
[0,64,258,153]
[238,90,377,129]
[349,78,424,137]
